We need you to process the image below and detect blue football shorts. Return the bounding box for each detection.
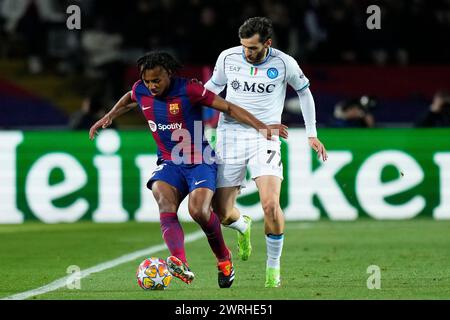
[147,161,217,198]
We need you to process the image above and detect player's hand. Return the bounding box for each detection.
[190,78,203,85]
[308,137,328,161]
[267,124,289,139]
[260,124,288,140]
[89,115,112,140]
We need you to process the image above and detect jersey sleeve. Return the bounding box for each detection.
[204,51,228,94]
[285,56,310,92]
[297,88,317,137]
[130,80,141,102]
[186,81,216,106]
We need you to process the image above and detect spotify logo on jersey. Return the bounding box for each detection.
[148,121,157,132]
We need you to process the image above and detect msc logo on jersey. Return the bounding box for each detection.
[169,103,180,115]
[267,68,279,79]
[230,79,275,93]
[243,82,276,93]
[231,79,242,91]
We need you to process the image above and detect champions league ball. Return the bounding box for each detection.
[136,257,172,290]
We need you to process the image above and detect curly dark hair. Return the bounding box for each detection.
[136,51,182,78]
[238,17,273,43]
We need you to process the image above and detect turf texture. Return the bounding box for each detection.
[0,220,449,300]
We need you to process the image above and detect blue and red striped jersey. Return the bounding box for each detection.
[131,77,216,164]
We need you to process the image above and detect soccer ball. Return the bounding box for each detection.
[136,257,172,290]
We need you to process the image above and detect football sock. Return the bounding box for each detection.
[160,212,187,264]
[226,214,248,234]
[266,233,284,269]
[200,211,230,262]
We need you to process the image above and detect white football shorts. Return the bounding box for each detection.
[215,128,283,188]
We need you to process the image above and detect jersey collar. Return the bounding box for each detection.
[241,47,272,66]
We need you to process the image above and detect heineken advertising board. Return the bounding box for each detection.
[0,129,449,223]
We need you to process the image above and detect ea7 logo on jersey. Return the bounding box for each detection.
[228,65,241,72]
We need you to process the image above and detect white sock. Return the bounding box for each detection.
[266,234,284,269]
[226,215,248,234]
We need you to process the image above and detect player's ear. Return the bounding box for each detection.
[264,38,272,48]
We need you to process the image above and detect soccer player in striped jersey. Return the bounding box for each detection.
[204,17,328,287]
[89,51,287,288]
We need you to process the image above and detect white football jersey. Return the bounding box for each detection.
[205,46,310,130]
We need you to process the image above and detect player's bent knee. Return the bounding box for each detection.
[153,193,178,213]
[157,201,178,213]
[188,196,211,221]
[188,194,208,210]
[188,206,210,223]
[151,186,179,213]
[262,199,280,220]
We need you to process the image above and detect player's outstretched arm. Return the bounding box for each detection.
[208,95,288,140]
[89,91,137,140]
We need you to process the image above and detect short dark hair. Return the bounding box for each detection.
[137,51,182,78]
[238,17,273,43]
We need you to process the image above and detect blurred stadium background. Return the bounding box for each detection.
[1,0,450,300]
[1,0,449,130]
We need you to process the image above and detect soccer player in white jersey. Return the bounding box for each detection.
[204,17,328,287]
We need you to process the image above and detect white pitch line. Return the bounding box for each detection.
[2,230,205,300]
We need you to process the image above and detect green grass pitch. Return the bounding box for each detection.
[0,219,449,300]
